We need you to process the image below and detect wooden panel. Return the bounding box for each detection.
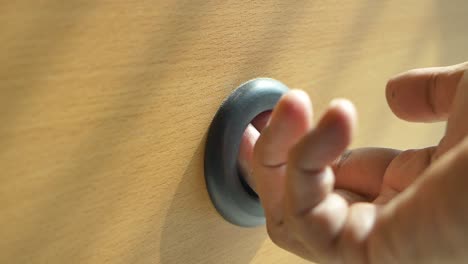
[1,1,467,263]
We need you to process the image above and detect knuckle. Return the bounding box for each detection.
[335,150,352,170]
[457,61,468,71]
[287,141,301,163]
[462,66,468,86]
[266,220,287,247]
[450,62,468,87]
[313,212,336,235]
[396,149,417,161]
[266,221,281,240]
[288,204,334,236]
[456,138,468,162]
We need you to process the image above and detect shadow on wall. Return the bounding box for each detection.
[152,1,311,262]
[157,1,312,262]
[0,1,96,148]
[157,138,266,264]
[1,0,225,263]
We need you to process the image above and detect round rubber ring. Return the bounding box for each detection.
[204,78,289,227]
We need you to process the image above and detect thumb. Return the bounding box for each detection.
[368,137,468,263]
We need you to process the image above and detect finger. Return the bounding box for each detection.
[238,111,273,190]
[438,66,468,157]
[333,148,401,200]
[300,193,349,261]
[253,90,312,223]
[255,90,312,167]
[284,99,355,255]
[386,62,467,122]
[334,189,368,204]
[384,147,436,191]
[338,203,377,264]
[374,146,436,204]
[367,138,468,264]
[238,124,260,190]
[286,98,356,215]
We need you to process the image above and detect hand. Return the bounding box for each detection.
[238,62,468,264]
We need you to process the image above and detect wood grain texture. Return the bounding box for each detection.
[1,1,467,263]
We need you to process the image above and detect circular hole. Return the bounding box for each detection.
[237,110,272,196]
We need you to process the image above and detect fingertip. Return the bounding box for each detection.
[385,77,396,108]
[274,89,313,124]
[289,99,357,172]
[385,74,406,120]
[328,98,357,143]
[329,98,357,123]
[254,89,313,167]
[288,89,313,108]
[384,69,429,121]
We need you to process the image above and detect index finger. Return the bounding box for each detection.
[253,90,312,223]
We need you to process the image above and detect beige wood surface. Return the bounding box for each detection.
[1,1,468,263]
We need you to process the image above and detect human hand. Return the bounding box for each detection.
[238,62,468,263]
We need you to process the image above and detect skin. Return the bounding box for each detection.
[238,62,468,264]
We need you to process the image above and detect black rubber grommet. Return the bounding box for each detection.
[204,78,289,227]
